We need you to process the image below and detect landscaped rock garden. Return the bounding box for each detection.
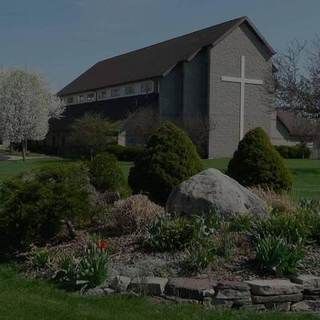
[1,124,320,314]
[85,274,320,312]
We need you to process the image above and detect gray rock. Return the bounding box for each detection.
[165,277,216,301]
[246,279,303,296]
[291,274,320,291]
[103,288,115,295]
[203,289,216,297]
[215,289,251,300]
[291,300,320,312]
[304,289,320,296]
[213,282,252,308]
[128,277,168,296]
[252,293,303,304]
[84,287,106,296]
[110,276,131,293]
[215,281,250,292]
[214,298,252,308]
[211,299,234,309]
[303,294,320,300]
[166,169,268,219]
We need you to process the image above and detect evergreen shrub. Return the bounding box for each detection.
[128,122,203,204]
[227,127,293,192]
[0,163,91,253]
[88,153,128,196]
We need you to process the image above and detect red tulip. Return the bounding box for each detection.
[97,240,108,251]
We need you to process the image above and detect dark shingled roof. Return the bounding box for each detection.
[277,110,315,139]
[58,16,275,97]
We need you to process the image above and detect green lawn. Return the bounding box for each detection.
[0,157,319,199]
[0,158,70,181]
[285,159,320,199]
[204,158,320,200]
[0,265,317,320]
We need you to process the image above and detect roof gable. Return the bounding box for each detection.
[58,16,275,96]
[277,111,315,139]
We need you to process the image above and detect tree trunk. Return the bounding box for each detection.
[66,220,76,239]
[90,148,94,161]
[21,139,27,161]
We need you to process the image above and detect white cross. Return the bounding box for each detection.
[221,56,264,140]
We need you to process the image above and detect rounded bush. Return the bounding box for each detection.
[227,127,293,192]
[105,145,144,161]
[128,122,203,204]
[0,163,91,253]
[88,153,128,196]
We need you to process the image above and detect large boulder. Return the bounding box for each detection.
[166,168,268,219]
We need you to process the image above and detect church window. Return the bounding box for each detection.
[140,81,153,94]
[98,90,107,100]
[87,93,95,102]
[79,95,85,103]
[111,87,121,97]
[67,96,74,104]
[125,85,136,95]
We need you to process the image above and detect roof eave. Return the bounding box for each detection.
[243,16,276,56]
[160,16,276,78]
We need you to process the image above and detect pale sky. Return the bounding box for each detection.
[0,0,319,91]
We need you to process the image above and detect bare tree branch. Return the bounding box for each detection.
[123,105,159,145]
[274,38,320,118]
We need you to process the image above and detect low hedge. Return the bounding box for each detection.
[27,141,144,161]
[105,145,144,162]
[275,144,311,159]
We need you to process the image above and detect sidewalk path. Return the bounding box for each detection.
[0,154,54,161]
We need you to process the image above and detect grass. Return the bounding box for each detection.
[0,157,319,199]
[0,265,317,320]
[204,158,320,200]
[0,158,70,180]
[286,159,320,199]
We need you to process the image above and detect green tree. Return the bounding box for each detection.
[129,122,203,204]
[227,127,293,192]
[70,113,119,160]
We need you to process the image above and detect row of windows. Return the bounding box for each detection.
[64,81,154,105]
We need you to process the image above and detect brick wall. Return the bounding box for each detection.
[208,23,274,158]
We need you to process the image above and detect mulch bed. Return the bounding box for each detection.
[22,230,320,282]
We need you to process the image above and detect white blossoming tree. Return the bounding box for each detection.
[0,69,64,160]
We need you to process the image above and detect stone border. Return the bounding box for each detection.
[85,274,320,312]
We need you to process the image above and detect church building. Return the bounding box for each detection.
[56,16,276,158]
